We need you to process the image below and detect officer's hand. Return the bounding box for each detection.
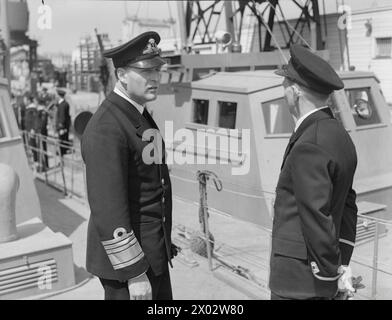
[128,272,152,300]
[337,265,355,299]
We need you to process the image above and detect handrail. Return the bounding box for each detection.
[358,212,392,225]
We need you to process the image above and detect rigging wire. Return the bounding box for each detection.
[263,0,314,51]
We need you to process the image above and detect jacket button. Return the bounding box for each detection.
[162,197,165,203]
[163,216,166,222]
[161,178,165,184]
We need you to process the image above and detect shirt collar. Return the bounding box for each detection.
[26,103,36,109]
[294,106,329,132]
[59,98,64,104]
[113,86,145,114]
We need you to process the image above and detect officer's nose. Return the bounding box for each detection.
[150,70,161,83]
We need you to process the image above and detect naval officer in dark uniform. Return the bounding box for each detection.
[269,44,358,300]
[56,88,71,156]
[81,31,176,300]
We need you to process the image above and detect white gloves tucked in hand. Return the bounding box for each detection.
[128,272,152,300]
[337,265,355,299]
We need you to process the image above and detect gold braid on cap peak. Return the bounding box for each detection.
[142,38,161,55]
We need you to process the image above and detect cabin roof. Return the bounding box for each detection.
[190,71,283,93]
[190,70,378,93]
[337,71,380,82]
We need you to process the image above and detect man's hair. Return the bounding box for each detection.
[286,78,330,104]
[299,84,330,104]
[57,91,66,98]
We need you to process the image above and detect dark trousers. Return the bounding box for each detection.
[28,136,39,162]
[99,268,172,300]
[59,132,69,157]
[38,133,49,170]
[270,292,330,300]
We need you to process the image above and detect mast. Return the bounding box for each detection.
[224,1,236,50]
[176,1,188,53]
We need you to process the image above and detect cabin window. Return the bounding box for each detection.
[327,95,343,123]
[192,99,209,125]
[345,88,381,126]
[375,37,392,58]
[193,68,220,81]
[218,101,237,129]
[224,66,251,72]
[262,98,295,134]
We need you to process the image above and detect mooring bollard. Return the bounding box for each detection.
[0,163,19,243]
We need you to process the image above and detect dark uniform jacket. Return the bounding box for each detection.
[24,105,38,132]
[269,107,358,299]
[36,106,48,135]
[56,99,71,132]
[81,91,172,282]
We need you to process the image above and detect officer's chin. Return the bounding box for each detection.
[145,92,158,101]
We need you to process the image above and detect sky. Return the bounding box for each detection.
[27,0,179,55]
[26,0,390,56]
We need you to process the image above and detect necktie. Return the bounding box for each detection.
[142,108,158,129]
[142,108,149,120]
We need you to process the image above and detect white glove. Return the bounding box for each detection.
[338,265,355,299]
[128,272,152,300]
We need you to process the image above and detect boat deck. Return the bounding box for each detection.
[28,179,392,300]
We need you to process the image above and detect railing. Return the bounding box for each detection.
[21,130,392,299]
[350,213,392,300]
[21,130,87,201]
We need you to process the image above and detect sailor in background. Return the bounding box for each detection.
[39,87,52,107]
[269,44,358,300]
[24,96,39,165]
[56,88,71,156]
[81,31,177,300]
[36,97,49,171]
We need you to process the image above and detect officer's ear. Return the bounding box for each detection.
[291,85,302,99]
[117,67,128,84]
[291,84,303,100]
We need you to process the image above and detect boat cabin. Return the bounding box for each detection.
[150,70,392,228]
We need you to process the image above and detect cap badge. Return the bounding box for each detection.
[143,38,161,55]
